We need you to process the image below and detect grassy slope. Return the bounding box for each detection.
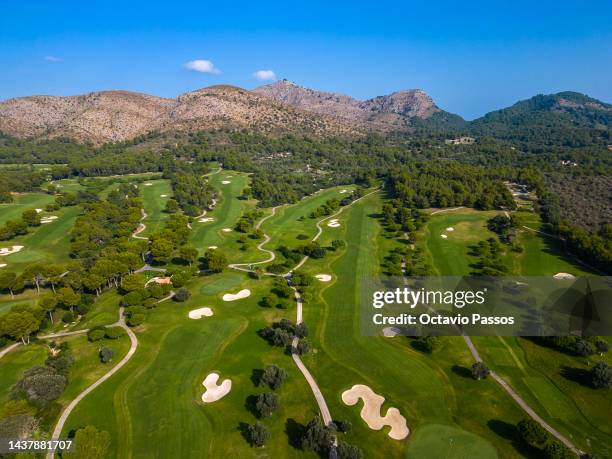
[0,193,55,226]
[139,179,173,238]
[419,208,610,457]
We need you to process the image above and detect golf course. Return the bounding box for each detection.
[0,169,609,458]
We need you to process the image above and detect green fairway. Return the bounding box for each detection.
[0,344,47,401]
[138,179,173,237]
[0,192,55,226]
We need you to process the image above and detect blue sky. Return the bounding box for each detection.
[1,0,610,119]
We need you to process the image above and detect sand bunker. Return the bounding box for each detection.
[222,289,251,301]
[208,246,218,249]
[327,219,341,228]
[221,180,231,184]
[40,216,58,224]
[339,189,348,194]
[160,194,167,197]
[35,208,43,213]
[342,384,409,440]
[0,245,24,256]
[225,175,233,178]
[199,217,214,223]
[222,228,233,232]
[201,373,232,403]
[0,264,6,268]
[440,234,448,239]
[382,327,401,337]
[143,183,153,186]
[315,274,332,282]
[446,227,455,232]
[188,307,214,319]
[553,272,576,280]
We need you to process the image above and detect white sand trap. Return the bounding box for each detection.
[225,175,233,178]
[143,183,153,186]
[0,245,24,256]
[553,272,576,280]
[188,307,214,319]
[0,264,7,268]
[316,274,332,282]
[208,246,218,249]
[339,189,348,194]
[40,216,58,224]
[446,227,455,232]
[440,234,448,239]
[327,219,341,228]
[221,180,231,184]
[222,228,233,232]
[160,194,168,197]
[342,384,409,440]
[199,217,214,223]
[35,208,43,213]
[222,289,251,301]
[382,327,401,337]
[201,373,232,403]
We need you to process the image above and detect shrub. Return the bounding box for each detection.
[471,362,490,380]
[105,327,125,340]
[127,314,145,327]
[247,422,269,447]
[99,347,115,363]
[87,327,106,342]
[61,311,75,323]
[590,361,612,389]
[174,288,191,302]
[122,291,142,307]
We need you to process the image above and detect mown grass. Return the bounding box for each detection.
[138,179,173,237]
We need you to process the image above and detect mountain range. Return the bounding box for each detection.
[0,80,610,144]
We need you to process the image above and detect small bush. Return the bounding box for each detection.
[99,347,115,363]
[61,311,75,323]
[174,288,191,302]
[87,327,106,342]
[105,327,125,340]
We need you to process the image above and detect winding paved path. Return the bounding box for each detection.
[228,206,279,272]
[46,308,138,458]
[462,336,584,456]
[131,209,148,240]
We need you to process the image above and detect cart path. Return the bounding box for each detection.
[131,208,148,240]
[228,206,279,272]
[462,336,583,455]
[46,307,138,458]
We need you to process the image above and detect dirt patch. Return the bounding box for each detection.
[342,384,409,440]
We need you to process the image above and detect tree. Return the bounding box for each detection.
[22,264,46,293]
[21,209,41,227]
[255,392,279,418]
[87,327,106,342]
[590,361,612,389]
[247,422,269,447]
[517,419,548,448]
[302,416,335,453]
[57,287,81,313]
[99,347,115,363]
[1,311,39,344]
[296,339,310,355]
[337,442,363,459]
[471,361,490,380]
[13,365,66,406]
[543,439,574,459]
[179,245,198,266]
[260,365,287,390]
[294,323,309,339]
[0,271,19,298]
[200,249,227,273]
[336,420,352,433]
[165,199,179,214]
[174,288,191,302]
[121,274,145,293]
[39,294,59,324]
[44,264,64,293]
[0,413,39,441]
[151,238,174,263]
[64,425,111,459]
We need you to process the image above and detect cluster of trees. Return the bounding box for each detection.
[411,335,440,353]
[471,238,509,276]
[309,198,340,218]
[536,336,609,358]
[516,419,575,459]
[235,209,264,234]
[199,249,228,273]
[301,416,363,459]
[164,169,214,216]
[0,208,42,241]
[487,215,521,246]
[260,278,293,309]
[259,318,310,355]
[386,163,516,210]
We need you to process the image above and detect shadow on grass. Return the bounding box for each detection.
[487,420,542,459]
[237,422,252,446]
[451,365,473,379]
[285,418,305,450]
[244,394,260,418]
[250,369,264,387]
[560,365,591,387]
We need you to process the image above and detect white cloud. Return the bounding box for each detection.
[252,70,277,81]
[44,56,62,62]
[184,59,220,74]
